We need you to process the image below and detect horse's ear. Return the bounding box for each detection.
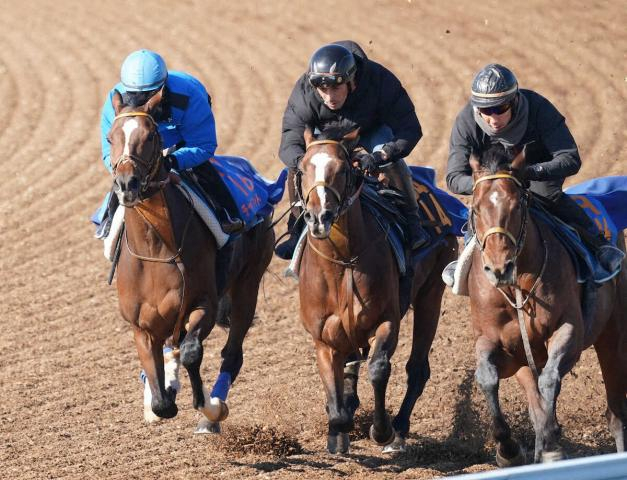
[112,90,124,115]
[143,87,163,114]
[342,127,360,143]
[469,155,481,174]
[511,145,527,171]
[303,127,314,148]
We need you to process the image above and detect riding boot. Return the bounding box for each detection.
[192,162,244,234]
[275,168,304,260]
[536,192,624,272]
[380,159,429,250]
[95,190,119,239]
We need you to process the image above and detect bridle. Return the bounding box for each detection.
[111,111,168,195]
[295,139,363,226]
[470,172,529,263]
[471,171,547,379]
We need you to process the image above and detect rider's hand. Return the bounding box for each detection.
[163,155,179,172]
[354,151,386,175]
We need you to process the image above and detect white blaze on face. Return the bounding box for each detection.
[122,118,139,157]
[310,152,333,209]
[489,190,501,208]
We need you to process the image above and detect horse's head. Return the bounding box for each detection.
[108,90,164,207]
[298,126,360,238]
[470,144,528,287]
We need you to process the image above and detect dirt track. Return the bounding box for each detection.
[1,1,625,478]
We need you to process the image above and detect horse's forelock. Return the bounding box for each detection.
[481,144,515,174]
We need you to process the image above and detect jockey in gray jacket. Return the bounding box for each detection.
[442,63,623,285]
[275,41,429,259]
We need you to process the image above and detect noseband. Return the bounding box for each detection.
[296,139,362,221]
[111,111,165,194]
[471,173,529,260]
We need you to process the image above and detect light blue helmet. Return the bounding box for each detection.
[120,50,168,92]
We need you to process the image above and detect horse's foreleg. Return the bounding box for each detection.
[594,318,627,452]
[533,321,579,462]
[368,320,398,447]
[391,282,442,452]
[314,341,351,454]
[475,337,523,467]
[133,327,177,421]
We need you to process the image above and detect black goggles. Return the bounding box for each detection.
[308,72,346,89]
[478,103,512,116]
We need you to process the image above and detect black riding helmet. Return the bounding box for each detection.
[308,44,357,89]
[470,64,518,108]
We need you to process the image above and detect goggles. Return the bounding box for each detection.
[478,103,512,116]
[308,72,346,89]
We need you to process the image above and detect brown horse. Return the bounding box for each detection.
[468,144,626,465]
[107,90,274,431]
[297,127,457,453]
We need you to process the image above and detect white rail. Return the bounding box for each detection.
[443,452,627,480]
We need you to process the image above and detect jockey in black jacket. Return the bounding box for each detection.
[275,41,429,259]
[442,63,623,285]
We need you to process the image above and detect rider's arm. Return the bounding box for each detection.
[279,76,313,169]
[378,67,422,160]
[525,99,581,181]
[170,79,218,170]
[100,90,116,173]
[446,107,475,195]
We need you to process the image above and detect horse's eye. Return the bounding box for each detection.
[106,137,112,144]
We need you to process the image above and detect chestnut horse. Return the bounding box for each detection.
[107,90,274,431]
[297,127,457,453]
[468,144,626,465]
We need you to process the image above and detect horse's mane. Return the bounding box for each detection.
[315,120,357,142]
[479,143,515,174]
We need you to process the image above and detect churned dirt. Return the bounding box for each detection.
[0,1,624,479]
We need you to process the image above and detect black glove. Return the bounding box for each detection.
[162,155,179,172]
[355,151,385,174]
[524,163,544,181]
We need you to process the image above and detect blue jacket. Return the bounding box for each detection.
[100,71,217,172]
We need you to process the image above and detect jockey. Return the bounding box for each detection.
[96,49,242,238]
[442,63,624,285]
[275,41,430,259]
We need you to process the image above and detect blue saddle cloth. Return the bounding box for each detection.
[532,176,626,284]
[360,166,468,275]
[211,156,287,227]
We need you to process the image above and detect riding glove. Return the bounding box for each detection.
[355,151,386,174]
[163,154,179,172]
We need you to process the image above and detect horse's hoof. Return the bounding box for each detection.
[496,444,525,468]
[369,423,395,447]
[541,449,564,463]
[199,397,229,422]
[143,405,162,424]
[382,432,406,453]
[194,417,221,434]
[327,432,350,454]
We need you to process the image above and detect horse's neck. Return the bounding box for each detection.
[309,200,367,261]
[516,216,545,276]
[125,189,178,255]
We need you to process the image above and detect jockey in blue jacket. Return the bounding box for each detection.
[97,49,241,238]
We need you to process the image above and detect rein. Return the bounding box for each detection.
[472,172,546,379]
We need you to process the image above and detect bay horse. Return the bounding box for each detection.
[297,127,457,453]
[107,89,274,431]
[468,144,626,465]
